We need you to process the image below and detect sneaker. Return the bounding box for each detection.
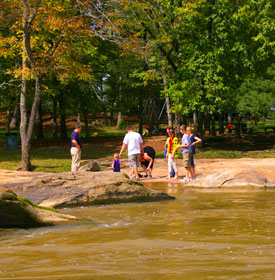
[181,177,190,183]
[192,176,196,180]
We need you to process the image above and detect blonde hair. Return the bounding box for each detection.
[186,126,192,132]
[114,153,119,159]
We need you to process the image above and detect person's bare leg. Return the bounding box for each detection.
[129,168,134,178]
[192,167,196,177]
[133,167,139,179]
[187,168,192,179]
[141,165,148,176]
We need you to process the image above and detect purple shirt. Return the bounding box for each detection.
[190,134,196,154]
[71,130,82,149]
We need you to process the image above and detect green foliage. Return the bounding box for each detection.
[237,64,275,123]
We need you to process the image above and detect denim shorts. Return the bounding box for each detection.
[190,154,195,168]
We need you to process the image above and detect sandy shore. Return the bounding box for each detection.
[142,158,275,183]
[0,158,274,186]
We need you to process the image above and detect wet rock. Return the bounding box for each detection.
[7,171,174,208]
[79,161,100,172]
[0,187,76,228]
[189,170,274,188]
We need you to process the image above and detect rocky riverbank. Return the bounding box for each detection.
[144,158,275,188]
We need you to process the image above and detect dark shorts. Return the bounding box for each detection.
[141,160,154,169]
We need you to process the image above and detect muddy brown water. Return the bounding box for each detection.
[0,183,274,280]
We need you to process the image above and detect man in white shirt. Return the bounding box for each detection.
[119,126,144,180]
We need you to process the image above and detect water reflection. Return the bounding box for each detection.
[0,184,274,279]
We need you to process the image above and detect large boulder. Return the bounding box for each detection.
[8,172,175,208]
[0,187,76,228]
[79,161,101,172]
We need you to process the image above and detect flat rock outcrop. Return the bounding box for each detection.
[7,171,174,208]
[0,187,76,228]
[189,170,274,188]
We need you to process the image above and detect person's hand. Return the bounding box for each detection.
[119,152,122,158]
[146,167,150,171]
[171,155,174,159]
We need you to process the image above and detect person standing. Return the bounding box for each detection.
[119,126,144,180]
[70,125,82,173]
[112,153,123,172]
[165,129,179,179]
[172,125,192,182]
[187,127,202,179]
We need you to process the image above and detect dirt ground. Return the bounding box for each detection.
[1,158,275,187]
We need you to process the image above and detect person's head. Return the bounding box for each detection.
[74,124,81,133]
[186,126,192,135]
[126,125,133,132]
[166,126,172,134]
[168,128,175,137]
[114,153,119,159]
[180,125,187,134]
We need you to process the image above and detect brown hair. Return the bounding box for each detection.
[180,125,187,131]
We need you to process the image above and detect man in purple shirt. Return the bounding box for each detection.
[70,125,82,173]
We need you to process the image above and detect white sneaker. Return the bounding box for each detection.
[181,177,190,183]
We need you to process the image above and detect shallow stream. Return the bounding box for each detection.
[0,183,274,279]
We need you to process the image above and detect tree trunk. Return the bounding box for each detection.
[162,71,172,128]
[6,110,11,133]
[59,92,67,139]
[204,113,210,132]
[197,112,204,138]
[219,113,224,134]
[193,111,198,132]
[211,115,216,136]
[117,111,122,127]
[20,75,42,171]
[53,98,58,138]
[116,76,123,128]
[138,87,143,135]
[228,112,232,123]
[174,113,181,138]
[166,97,173,128]
[35,100,44,139]
[10,106,20,128]
[83,109,90,141]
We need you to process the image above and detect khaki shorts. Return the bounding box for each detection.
[183,152,191,168]
[128,154,140,168]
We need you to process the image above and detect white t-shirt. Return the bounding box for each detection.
[123,131,143,156]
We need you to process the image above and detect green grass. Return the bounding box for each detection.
[0,144,114,173]
[156,149,275,160]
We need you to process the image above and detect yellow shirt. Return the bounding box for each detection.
[166,137,179,157]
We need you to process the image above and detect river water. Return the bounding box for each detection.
[0,183,274,280]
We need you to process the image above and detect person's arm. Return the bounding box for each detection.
[119,144,127,157]
[140,142,144,155]
[192,136,202,146]
[111,160,115,169]
[143,153,153,170]
[72,140,81,151]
